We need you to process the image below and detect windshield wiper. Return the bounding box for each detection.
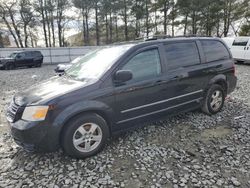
[62,72,74,80]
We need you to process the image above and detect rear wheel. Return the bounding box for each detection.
[201,84,225,115]
[36,61,42,67]
[61,113,109,159]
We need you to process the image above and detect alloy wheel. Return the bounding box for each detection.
[73,123,102,152]
[210,90,223,111]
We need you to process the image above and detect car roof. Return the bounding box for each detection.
[111,36,222,50]
[12,50,41,53]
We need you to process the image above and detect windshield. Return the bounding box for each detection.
[70,56,84,64]
[8,53,17,58]
[65,45,133,81]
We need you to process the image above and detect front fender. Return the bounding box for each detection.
[52,100,114,129]
[46,100,114,150]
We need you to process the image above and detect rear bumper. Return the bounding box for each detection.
[234,58,250,64]
[9,119,60,152]
[227,75,237,94]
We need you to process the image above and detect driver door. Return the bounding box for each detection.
[112,46,166,131]
[15,52,26,67]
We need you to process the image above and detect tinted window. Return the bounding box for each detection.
[34,51,42,56]
[25,52,33,57]
[164,42,200,70]
[232,38,249,46]
[17,52,25,58]
[121,49,161,82]
[201,40,230,62]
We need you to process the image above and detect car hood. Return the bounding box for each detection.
[14,76,90,106]
[0,57,14,63]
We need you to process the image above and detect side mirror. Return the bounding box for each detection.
[114,70,133,83]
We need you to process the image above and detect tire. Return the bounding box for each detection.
[35,60,42,67]
[201,84,225,115]
[61,113,110,159]
[5,63,15,70]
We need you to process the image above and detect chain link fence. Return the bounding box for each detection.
[0,46,99,64]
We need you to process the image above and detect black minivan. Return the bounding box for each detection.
[7,37,237,158]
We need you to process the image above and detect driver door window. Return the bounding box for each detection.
[16,53,25,60]
[121,49,161,83]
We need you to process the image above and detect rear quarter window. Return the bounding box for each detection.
[37,51,42,55]
[201,40,230,63]
[164,42,200,70]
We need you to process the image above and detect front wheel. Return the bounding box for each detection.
[61,113,110,159]
[5,63,15,70]
[201,84,225,115]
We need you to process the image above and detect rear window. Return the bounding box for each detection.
[232,38,249,46]
[164,42,200,70]
[201,40,230,63]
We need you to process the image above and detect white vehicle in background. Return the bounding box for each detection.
[222,37,234,49]
[223,37,250,63]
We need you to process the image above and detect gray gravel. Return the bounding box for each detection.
[0,64,250,188]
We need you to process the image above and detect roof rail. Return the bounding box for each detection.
[112,40,141,45]
[144,35,172,41]
[111,34,213,45]
[140,34,212,41]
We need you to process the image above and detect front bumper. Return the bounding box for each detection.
[9,119,59,152]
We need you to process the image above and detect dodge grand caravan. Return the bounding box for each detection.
[7,37,237,158]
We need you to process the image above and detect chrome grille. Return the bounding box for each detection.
[6,100,20,123]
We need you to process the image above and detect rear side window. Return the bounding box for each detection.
[121,49,161,82]
[25,52,33,57]
[164,42,200,70]
[201,40,230,63]
[232,38,249,46]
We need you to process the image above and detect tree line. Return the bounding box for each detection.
[0,0,250,48]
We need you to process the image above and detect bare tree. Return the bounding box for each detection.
[20,0,34,47]
[35,0,49,47]
[2,1,24,47]
[0,3,20,47]
[56,0,69,47]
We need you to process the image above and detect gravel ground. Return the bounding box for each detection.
[0,64,250,188]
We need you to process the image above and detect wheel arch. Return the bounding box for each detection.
[61,109,112,132]
[51,100,114,146]
[207,74,228,94]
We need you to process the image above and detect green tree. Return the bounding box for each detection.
[239,24,250,36]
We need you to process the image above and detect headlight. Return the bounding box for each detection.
[22,106,49,121]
